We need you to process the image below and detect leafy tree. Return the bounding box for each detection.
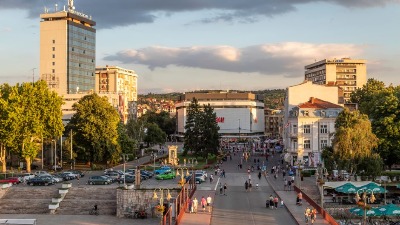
[140,110,176,138]
[358,153,384,178]
[333,108,378,174]
[350,78,386,114]
[143,122,166,146]
[125,118,146,154]
[66,94,120,167]
[117,123,137,157]
[184,99,220,158]
[321,146,336,172]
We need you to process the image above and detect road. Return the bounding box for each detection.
[209,150,297,225]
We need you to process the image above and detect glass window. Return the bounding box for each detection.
[304,140,311,149]
[303,125,311,134]
[320,140,328,149]
[320,125,328,133]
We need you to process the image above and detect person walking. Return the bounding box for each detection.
[210,174,213,183]
[269,195,274,209]
[304,207,311,225]
[201,196,207,212]
[188,198,193,213]
[223,183,227,195]
[192,198,198,213]
[222,169,226,178]
[273,196,279,209]
[310,208,317,224]
[245,180,249,192]
[258,171,262,180]
[249,182,252,192]
[219,182,223,195]
[206,195,212,212]
[284,179,288,191]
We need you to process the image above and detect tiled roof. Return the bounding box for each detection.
[298,97,342,109]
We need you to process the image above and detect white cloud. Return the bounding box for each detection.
[104,42,364,77]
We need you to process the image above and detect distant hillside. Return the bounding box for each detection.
[138,89,286,109]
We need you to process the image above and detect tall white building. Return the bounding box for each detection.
[304,58,367,102]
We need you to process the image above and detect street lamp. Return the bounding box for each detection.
[153,188,172,222]
[176,167,189,187]
[152,153,157,170]
[355,189,375,225]
[121,154,133,187]
[52,140,57,172]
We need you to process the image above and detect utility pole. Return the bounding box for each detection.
[32,68,36,83]
[70,130,73,170]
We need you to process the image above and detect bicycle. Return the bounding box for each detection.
[89,208,99,216]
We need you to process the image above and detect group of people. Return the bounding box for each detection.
[304,207,317,225]
[188,195,212,213]
[267,195,283,209]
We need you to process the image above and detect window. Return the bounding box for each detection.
[303,125,311,134]
[292,124,298,134]
[52,40,55,44]
[52,62,55,66]
[320,125,328,134]
[52,69,55,73]
[52,54,55,58]
[304,140,311,149]
[52,47,55,51]
[320,139,328,149]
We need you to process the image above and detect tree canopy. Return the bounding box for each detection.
[184,98,220,158]
[66,93,120,167]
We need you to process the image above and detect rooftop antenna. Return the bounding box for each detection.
[55,4,58,12]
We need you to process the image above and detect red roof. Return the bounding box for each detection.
[298,97,342,109]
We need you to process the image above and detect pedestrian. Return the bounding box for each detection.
[283,170,286,178]
[288,179,292,191]
[206,195,212,212]
[193,198,198,213]
[280,200,284,208]
[249,182,252,192]
[201,196,207,212]
[258,171,261,180]
[222,169,226,178]
[223,183,227,195]
[188,198,193,213]
[219,183,223,195]
[210,174,213,183]
[269,195,274,209]
[256,183,259,189]
[310,208,317,224]
[245,180,249,192]
[284,179,287,191]
[304,207,311,225]
[273,196,279,209]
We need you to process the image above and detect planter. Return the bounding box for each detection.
[49,203,59,210]
[62,183,72,189]
[59,188,69,194]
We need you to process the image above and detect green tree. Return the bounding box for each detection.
[143,122,166,146]
[117,123,137,157]
[333,108,378,174]
[66,94,120,167]
[199,104,220,158]
[125,118,146,154]
[358,153,384,178]
[183,98,201,156]
[350,78,386,114]
[140,111,176,138]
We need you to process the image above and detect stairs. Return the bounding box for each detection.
[0,187,57,214]
[57,186,117,215]
[301,177,321,204]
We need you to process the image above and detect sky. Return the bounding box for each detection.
[0,0,399,94]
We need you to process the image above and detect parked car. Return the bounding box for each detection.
[27,177,53,186]
[88,176,112,185]
[104,171,120,182]
[142,170,154,178]
[58,172,75,181]
[0,177,20,185]
[34,171,50,177]
[68,170,84,178]
[119,175,135,184]
[155,171,176,180]
[154,166,172,175]
[39,175,61,183]
[20,173,35,181]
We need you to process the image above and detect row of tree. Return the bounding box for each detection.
[0,81,175,172]
[323,78,400,176]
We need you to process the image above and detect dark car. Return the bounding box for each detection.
[119,175,135,184]
[142,170,154,178]
[26,177,53,186]
[68,170,84,178]
[88,176,112,185]
[58,172,75,181]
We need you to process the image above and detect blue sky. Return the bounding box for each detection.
[0,0,399,94]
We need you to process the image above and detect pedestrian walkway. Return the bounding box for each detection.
[179,190,215,225]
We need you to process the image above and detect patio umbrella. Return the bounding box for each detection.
[349,207,381,217]
[358,182,387,193]
[335,183,358,194]
[374,204,400,216]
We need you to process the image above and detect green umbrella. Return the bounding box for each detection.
[349,207,381,217]
[335,183,358,194]
[358,182,387,193]
[374,204,400,216]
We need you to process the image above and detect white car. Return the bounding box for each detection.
[34,171,50,176]
[21,173,35,181]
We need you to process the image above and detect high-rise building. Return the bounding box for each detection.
[304,58,367,102]
[95,66,138,123]
[40,1,96,95]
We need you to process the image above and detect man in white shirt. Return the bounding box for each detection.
[206,195,212,212]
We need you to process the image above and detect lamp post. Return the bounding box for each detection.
[176,167,189,187]
[51,140,57,172]
[153,188,172,224]
[152,153,157,170]
[121,154,133,187]
[355,189,375,225]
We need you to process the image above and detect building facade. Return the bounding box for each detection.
[285,97,343,167]
[40,1,96,95]
[175,91,265,139]
[304,58,367,102]
[283,81,344,166]
[95,66,138,123]
[264,109,283,139]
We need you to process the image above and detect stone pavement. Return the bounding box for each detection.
[179,189,215,225]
